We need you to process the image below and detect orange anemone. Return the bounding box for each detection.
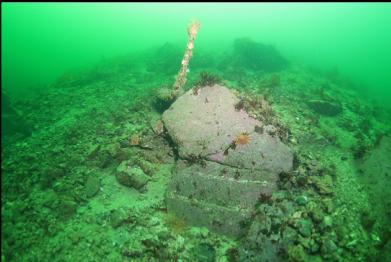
[235,132,251,146]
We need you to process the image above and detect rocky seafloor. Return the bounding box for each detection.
[2,40,391,261]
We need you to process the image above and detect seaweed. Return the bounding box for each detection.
[195,71,222,87]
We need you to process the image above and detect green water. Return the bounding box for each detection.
[2,3,391,262]
[3,3,391,100]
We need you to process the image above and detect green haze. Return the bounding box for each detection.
[2,3,391,101]
[3,3,391,261]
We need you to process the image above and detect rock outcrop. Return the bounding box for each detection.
[163,84,293,237]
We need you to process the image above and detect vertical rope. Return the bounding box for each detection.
[173,21,201,96]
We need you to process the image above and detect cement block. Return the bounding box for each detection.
[166,193,252,238]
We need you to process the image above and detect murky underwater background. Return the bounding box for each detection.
[2,3,391,261]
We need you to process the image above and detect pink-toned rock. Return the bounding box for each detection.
[163,84,294,238]
[163,85,258,157]
[215,132,293,174]
[162,84,293,173]
[169,160,278,209]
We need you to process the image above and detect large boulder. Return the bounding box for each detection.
[168,161,278,209]
[163,84,293,237]
[162,84,293,173]
[209,131,293,174]
[163,84,258,158]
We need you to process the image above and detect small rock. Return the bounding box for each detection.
[322,198,334,213]
[135,159,156,176]
[105,143,121,157]
[271,190,287,202]
[58,199,77,219]
[323,216,333,228]
[319,215,334,232]
[41,167,65,188]
[307,99,342,116]
[157,228,171,241]
[298,219,312,237]
[141,234,160,249]
[157,87,176,103]
[310,208,325,223]
[312,175,333,195]
[87,144,100,159]
[296,175,308,187]
[190,243,216,262]
[321,239,338,254]
[360,210,376,231]
[85,176,100,198]
[110,208,130,228]
[264,125,277,136]
[292,211,302,220]
[41,190,58,209]
[296,195,308,206]
[148,217,161,226]
[116,160,150,190]
[122,242,144,257]
[130,134,142,146]
[151,119,165,136]
[307,201,318,212]
[288,245,308,262]
[70,231,83,244]
[371,233,381,243]
[254,125,264,134]
[300,237,311,250]
[282,226,298,246]
[96,150,113,168]
[309,238,320,253]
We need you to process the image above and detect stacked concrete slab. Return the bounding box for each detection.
[162,85,293,238]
